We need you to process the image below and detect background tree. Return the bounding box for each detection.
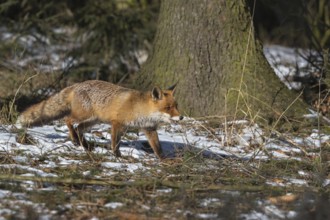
[136,0,307,122]
[0,0,328,122]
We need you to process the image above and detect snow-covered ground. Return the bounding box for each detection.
[1,118,327,169]
[0,44,329,219]
[0,117,329,218]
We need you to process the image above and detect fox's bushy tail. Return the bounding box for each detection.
[17,87,73,127]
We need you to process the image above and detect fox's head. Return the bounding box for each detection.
[150,84,183,123]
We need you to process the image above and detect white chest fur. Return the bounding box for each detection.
[124,112,171,128]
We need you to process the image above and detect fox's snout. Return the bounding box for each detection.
[170,107,183,121]
[171,115,184,121]
[169,106,183,121]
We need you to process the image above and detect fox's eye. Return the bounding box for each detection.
[165,106,171,111]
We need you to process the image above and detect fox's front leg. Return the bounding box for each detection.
[142,128,163,159]
[111,122,123,157]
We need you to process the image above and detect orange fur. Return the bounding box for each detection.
[17,80,183,159]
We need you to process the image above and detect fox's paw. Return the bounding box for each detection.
[113,149,122,157]
[69,135,80,146]
[81,140,94,151]
[83,144,94,151]
[71,137,94,151]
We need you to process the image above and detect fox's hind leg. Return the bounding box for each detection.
[65,117,80,144]
[65,117,97,151]
[76,118,99,151]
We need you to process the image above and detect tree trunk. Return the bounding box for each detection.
[136,0,307,121]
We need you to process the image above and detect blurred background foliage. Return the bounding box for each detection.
[0,0,329,111]
[0,0,160,110]
[248,0,330,49]
[0,0,160,83]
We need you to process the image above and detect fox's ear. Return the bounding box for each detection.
[167,83,177,95]
[152,87,163,100]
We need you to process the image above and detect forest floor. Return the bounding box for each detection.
[0,45,329,219]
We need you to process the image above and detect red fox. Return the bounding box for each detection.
[17,80,183,159]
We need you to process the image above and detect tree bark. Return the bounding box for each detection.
[136,0,307,121]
